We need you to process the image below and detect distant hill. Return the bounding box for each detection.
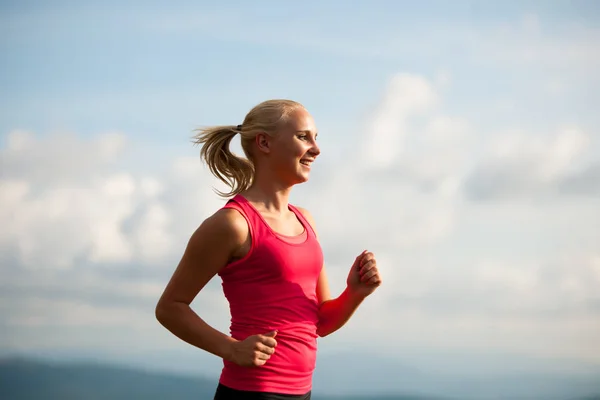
[0,357,446,400]
[1,356,599,400]
[0,357,218,400]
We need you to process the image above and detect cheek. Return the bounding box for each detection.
[282,143,304,158]
[274,139,306,162]
[273,147,297,166]
[294,142,310,156]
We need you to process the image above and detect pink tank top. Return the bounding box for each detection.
[217,194,323,394]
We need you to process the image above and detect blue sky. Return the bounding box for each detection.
[3,0,598,140]
[1,1,600,397]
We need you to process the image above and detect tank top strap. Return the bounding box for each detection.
[225,195,317,241]
[222,195,269,237]
[288,204,318,240]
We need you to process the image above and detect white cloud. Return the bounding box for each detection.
[0,132,176,269]
[304,74,470,259]
[306,71,599,364]
[139,177,164,198]
[7,298,152,328]
[2,67,600,368]
[464,127,595,201]
[132,202,172,262]
[0,130,126,185]
[341,253,600,365]
[488,127,588,180]
[88,173,137,264]
[365,73,438,168]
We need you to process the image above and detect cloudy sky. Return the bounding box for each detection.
[1,0,599,385]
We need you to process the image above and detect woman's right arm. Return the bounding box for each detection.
[154,209,248,362]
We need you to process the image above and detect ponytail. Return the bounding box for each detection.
[192,125,254,198]
[192,99,305,198]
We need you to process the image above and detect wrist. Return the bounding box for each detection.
[345,285,367,303]
[222,336,239,363]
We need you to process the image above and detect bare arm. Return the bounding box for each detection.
[154,209,247,362]
[297,207,369,338]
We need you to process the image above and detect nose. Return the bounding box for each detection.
[310,139,321,157]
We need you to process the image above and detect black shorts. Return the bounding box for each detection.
[213,383,312,400]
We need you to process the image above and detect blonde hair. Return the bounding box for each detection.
[193,99,305,197]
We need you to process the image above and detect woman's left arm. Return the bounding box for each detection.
[296,207,382,338]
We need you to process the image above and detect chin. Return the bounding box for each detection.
[287,173,310,186]
[278,166,311,186]
[289,177,309,186]
[297,170,311,183]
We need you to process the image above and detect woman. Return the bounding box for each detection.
[155,99,382,400]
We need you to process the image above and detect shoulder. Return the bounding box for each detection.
[189,206,249,250]
[293,205,319,236]
[294,206,314,223]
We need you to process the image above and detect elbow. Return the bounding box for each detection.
[155,304,163,324]
[155,299,190,327]
[316,308,330,338]
[155,300,169,325]
[316,325,330,338]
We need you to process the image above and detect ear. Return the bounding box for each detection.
[255,133,271,154]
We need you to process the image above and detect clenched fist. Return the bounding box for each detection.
[347,250,382,297]
[230,330,278,367]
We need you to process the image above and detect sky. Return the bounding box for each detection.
[1,0,600,391]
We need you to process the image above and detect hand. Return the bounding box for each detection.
[229,330,278,367]
[347,250,382,298]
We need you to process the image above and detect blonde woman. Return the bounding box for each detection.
[155,99,382,400]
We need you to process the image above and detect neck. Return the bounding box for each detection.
[242,171,293,214]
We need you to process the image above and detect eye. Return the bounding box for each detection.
[297,134,308,141]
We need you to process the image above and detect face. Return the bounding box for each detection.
[256,108,321,185]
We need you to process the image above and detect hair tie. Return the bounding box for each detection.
[236,124,242,131]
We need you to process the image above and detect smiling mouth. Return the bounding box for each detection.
[300,159,313,167]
